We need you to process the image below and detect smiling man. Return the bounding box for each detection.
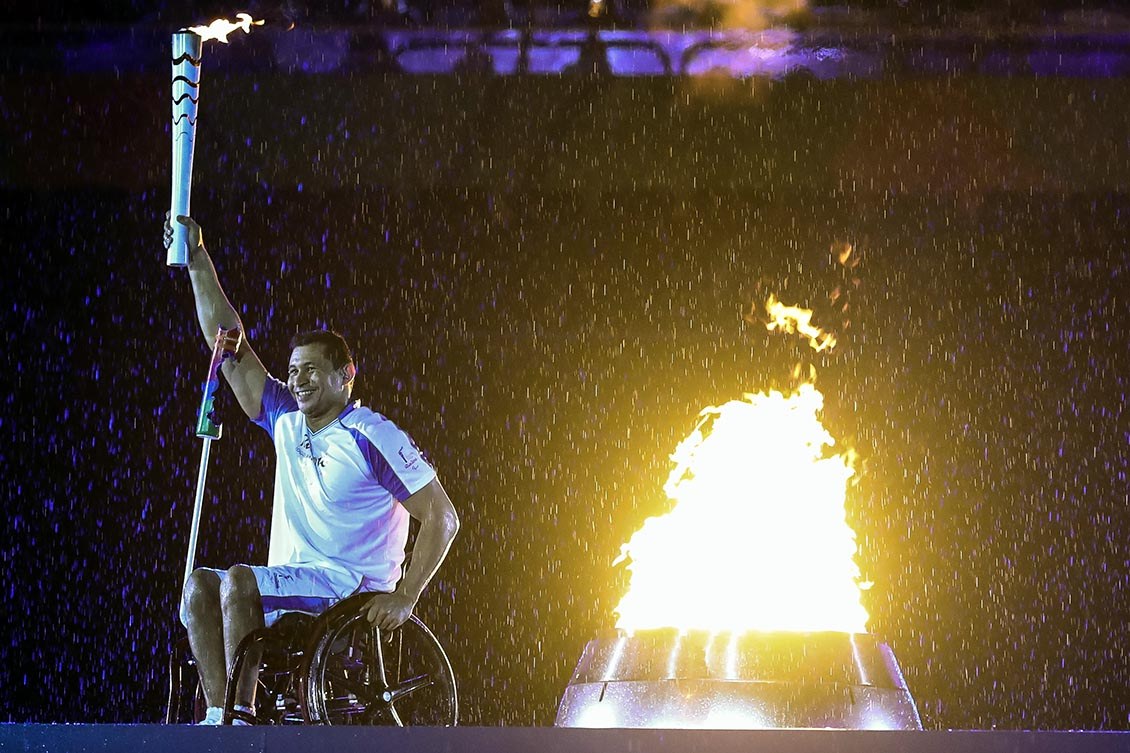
[165,214,459,725]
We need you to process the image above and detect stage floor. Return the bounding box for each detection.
[2,725,1128,753]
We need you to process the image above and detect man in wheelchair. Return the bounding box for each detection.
[166,215,460,725]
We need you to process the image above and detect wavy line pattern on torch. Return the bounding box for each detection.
[171,76,200,88]
[172,115,198,126]
[172,52,203,65]
[172,93,200,105]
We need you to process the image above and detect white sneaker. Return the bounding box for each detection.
[196,707,224,725]
[197,706,254,725]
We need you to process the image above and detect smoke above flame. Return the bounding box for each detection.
[187,12,264,43]
[613,292,868,635]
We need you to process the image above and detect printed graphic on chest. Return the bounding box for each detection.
[296,435,326,468]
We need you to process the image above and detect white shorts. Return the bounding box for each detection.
[180,563,363,627]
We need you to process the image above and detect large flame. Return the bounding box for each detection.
[187,13,264,43]
[613,382,869,634]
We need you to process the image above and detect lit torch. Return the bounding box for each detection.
[556,295,922,730]
[167,13,263,267]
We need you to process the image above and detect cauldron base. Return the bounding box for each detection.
[555,629,923,730]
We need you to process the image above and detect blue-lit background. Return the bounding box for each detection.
[3,2,1130,729]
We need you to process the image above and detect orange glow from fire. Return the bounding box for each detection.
[187,13,264,43]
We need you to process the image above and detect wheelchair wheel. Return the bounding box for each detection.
[301,594,458,726]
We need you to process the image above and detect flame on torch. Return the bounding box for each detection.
[187,13,264,43]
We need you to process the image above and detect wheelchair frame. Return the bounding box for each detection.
[167,592,458,726]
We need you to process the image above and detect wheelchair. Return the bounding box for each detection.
[166,592,458,726]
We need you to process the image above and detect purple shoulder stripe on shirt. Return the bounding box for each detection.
[349,428,413,501]
[252,376,298,439]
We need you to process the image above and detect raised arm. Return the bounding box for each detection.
[364,478,460,631]
[165,213,268,420]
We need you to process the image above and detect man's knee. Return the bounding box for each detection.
[182,569,221,623]
[220,565,262,608]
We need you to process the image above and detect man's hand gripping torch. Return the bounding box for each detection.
[181,326,243,608]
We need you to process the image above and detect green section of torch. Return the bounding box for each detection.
[195,326,242,440]
[196,391,223,439]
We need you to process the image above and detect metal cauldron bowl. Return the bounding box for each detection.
[555,629,923,730]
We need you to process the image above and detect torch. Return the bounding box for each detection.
[182,326,243,599]
[168,13,263,267]
[168,30,202,267]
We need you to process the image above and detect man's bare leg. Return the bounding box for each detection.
[183,569,226,709]
[220,565,266,712]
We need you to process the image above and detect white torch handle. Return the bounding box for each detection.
[169,31,203,267]
[182,436,213,602]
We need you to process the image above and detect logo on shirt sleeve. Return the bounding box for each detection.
[397,446,421,470]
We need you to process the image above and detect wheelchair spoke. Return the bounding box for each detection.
[369,627,391,690]
[380,673,434,704]
[363,630,409,727]
[322,669,382,704]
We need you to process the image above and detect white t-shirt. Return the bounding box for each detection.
[253,376,437,594]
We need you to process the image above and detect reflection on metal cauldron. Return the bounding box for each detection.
[555,629,923,730]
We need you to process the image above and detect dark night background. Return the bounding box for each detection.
[3,0,1130,731]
